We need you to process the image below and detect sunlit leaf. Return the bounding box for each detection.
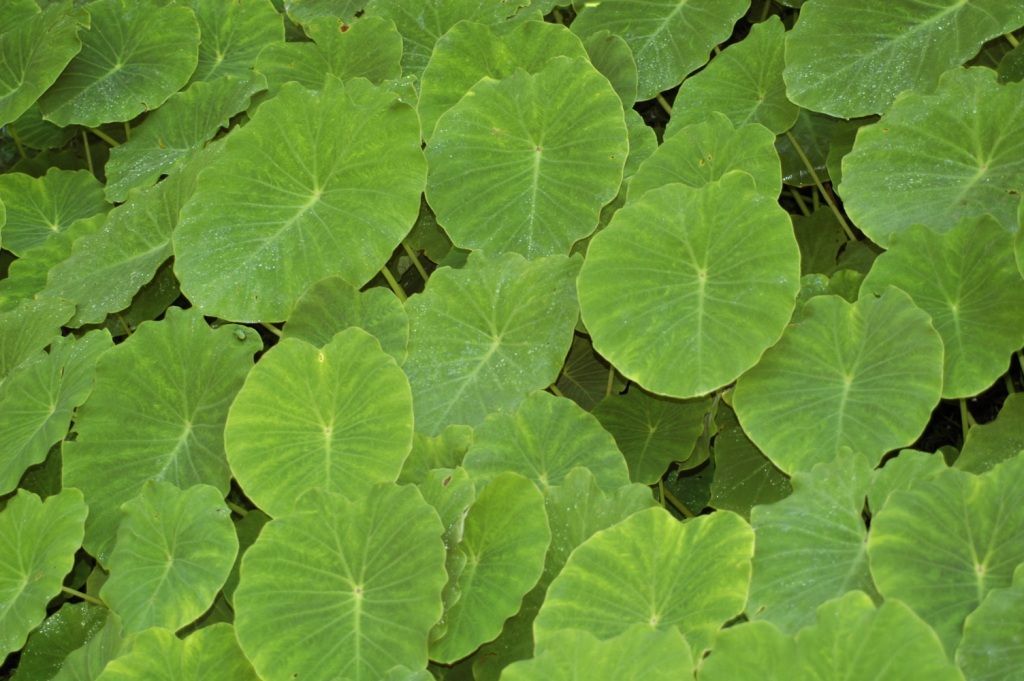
[234,485,447,681]
[0,297,74,383]
[63,308,260,563]
[733,288,944,474]
[93,624,259,681]
[579,173,800,398]
[425,57,627,258]
[38,0,200,127]
[174,78,425,322]
[868,449,947,514]
[957,392,1024,474]
[403,251,580,435]
[0,168,106,255]
[784,0,1024,117]
[570,0,749,101]
[226,328,413,517]
[839,68,1024,247]
[184,0,284,83]
[956,562,1024,681]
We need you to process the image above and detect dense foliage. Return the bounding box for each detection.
[2,0,1024,679]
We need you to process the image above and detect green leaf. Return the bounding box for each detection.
[234,485,447,681]
[254,16,403,95]
[403,251,580,436]
[93,624,259,681]
[0,168,107,256]
[283,0,363,24]
[425,57,627,258]
[462,391,630,492]
[282,276,408,364]
[63,307,260,563]
[46,143,216,327]
[631,114,782,201]
[582,29,638,107]
[50,611,127,681]
[502,625,693,680]
[104,75,263,203]
[956,562,1024,681]
[99,482,237,634]
[667,17,797,134]
[0,330,111,495]
[868,449,947,514]
[792,208,847,276]
[708,405,791,519]
[226,328,413,518]
[399,425,474,485]
[38,0,200,127]
[784,0,1024,117]
[701,592,963,681]
[592,389,710,484]
[534,507,753,654]
[174,78,425,322]
[553,335,621,411]
[0,3,85,127]
[957,392,1024,474]
[0,297,74,383]
[747,453,875,634]
[569,0,749,101]
[1000,41,1024,82]
[733,288,944,474]
[861,216,1024,398]
[184,0,284,83]
[578,173,800,398]
[868,452,1024,653]
[418,19,588,141]
[839,68,1024,247]
[0,488,87,659]
[10,603,105,681]
[430,472,549,662]
[364,0,521,79]
[222,510,269,607]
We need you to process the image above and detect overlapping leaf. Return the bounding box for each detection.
[403,251,580,435]
[93,624,259,681]
[462,391,629,492]
[0,297,73,382]
[12,603,106,681]
[579,173,800,398]
[0,168,106,255]
[784,0,1024,117]
[174,78,425,321]
[62,308,260,562]
[226,328,413,518]
[38,0,201,127]
[957,392,1024,474]
[570,0,749,101]
[534,507,753,654]
[234,485,447,681]
[426,56,627,257]
[184,0,284,83]
[733,288,944,474]
[956,563,1024,680]
[840,68,1024,247]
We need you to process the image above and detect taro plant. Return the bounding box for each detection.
[1,0,1024,679]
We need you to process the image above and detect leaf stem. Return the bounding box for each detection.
[784,130,856,241]
[1006,32,1020,48]
[789,187,811,216]
[959,399,975,442]
[62,586,106,607]
[655,94,673,115]
[605,365,615,397]
[759,0,773,21]
[548,383,565,397]
[401,240,429,282]
[226,500,249,517]
[661,485,695,518]
[9,129,26,160]
[81,131,94,175]
[380,265,408,302]
[552,7,564,24]
[259,322,282,338]
[658,479,666,508]
[87,126,120,147]
[1004,373,1016,394]
[123,121,131,141]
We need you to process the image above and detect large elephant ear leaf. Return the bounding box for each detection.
[63,307,260,563]
[733,288,943,474]
[403,252,580,436]
[225,328,414,518]
[569,0,749,102]
[839,68,1024,248]
[534,507,754,654]
[578,173,800,399]
[425,56,627,258]
[183,0,284,84]
[174,78,425,322]
[956,563,1024,680]
[233,485,448,681]
[0,488,88,659]
[93,624,260,681]
[868,452,1024,654]
[784,0,1024,117]
[38,0,201,127]
[99,482,238,635]
[861,216,1024,398]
